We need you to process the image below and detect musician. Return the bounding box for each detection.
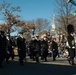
[17,32,26,65]
[0,31,7,68]
[67,24,75,65]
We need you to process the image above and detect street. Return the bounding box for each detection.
[0,56,76,75]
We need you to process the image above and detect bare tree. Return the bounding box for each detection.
[0,0,21,35]
[55,0,76,33]
[34,18,50,34]
[0,1,39,37]
[21,21,35,34]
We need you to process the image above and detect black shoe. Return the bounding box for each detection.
[36,61,40,63]
[6,60,9,64]
[53,59,56,61]
[36,59,39,63]
[33,59,34,61]
[67,58,71,64]
[12,58,14,60]
[71,63,75,65]
[71,61,75,65]
[45,60,48,62]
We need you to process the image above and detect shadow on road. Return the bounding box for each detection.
[0,60,76,75]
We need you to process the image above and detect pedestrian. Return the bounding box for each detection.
[0,31,7,68]
[41,37,48,62]
[29,37,36,60]
[34,36,41,63]
[67,24,75,65]
[17,32,26,65]
[51,38,58,61]
[6,35,14,64]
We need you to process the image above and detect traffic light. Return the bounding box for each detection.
[67,0,72,3]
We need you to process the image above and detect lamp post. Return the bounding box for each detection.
[58,30,61,42]
[32,26,35,37]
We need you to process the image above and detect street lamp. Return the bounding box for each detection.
[32,26,35,37]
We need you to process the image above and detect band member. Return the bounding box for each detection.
[67,24,75,65]
[0,31,7,68]
[41,37,48,61]
[29,37,36,60]
[51,38,58,61]
[17,32,26,65]
[6,35,14,64]
[34,36,41,63]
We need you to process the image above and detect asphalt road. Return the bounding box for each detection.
[0,56,76,75]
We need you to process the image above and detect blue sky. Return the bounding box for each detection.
[0,0,55,24]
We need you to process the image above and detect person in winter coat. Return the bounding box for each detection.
[51,38,58,61]
[67,24,75,65]
[17,32,26,65]
[0,31,7,68]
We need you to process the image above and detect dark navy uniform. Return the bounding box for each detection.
[34,39,41,63]
[41,39,48,61]
[0,31,7,68]
[33,36,41,63]
[17,32,26,65]
[6,35,14,63]
[67,24,75,65]
[67,34,75,65]
[51,38,58,61]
